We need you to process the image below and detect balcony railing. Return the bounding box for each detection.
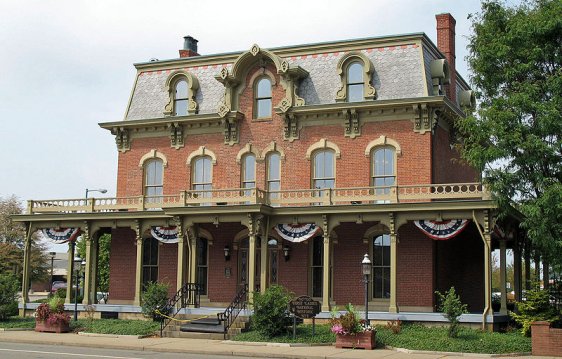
[27,183,489,214]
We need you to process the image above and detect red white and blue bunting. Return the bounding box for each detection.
[414,219,469,240]
[41,228,81,244]
[151,226,179,244]
[274,224,321,243]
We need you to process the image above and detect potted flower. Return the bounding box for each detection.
[35,296,70,333]
[330,303,376,349]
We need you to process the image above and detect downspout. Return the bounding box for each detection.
[473,210,490,330]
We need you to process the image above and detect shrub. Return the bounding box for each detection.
[0,273,20,320]
[251,285,294,337]
[141,282,169,319]
[386,319,402,334]
[511,285,560,336]
[55,288,67,299]
[435,287,468,338]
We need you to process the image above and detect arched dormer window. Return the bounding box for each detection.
[164,70,199,116]
[255,77,272,118]
[336,51,376,102]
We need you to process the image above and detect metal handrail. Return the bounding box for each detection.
[217,284,248,339]
[159,282,201,336]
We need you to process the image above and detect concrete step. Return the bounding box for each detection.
[164,331,228,340]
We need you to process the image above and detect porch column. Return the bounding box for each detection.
[65,241,76,304]
[82,230,94,305]
[133,229,143,307]
[389,232,398,313]
[189,235,197,284]
[176,221,185,293]
[20,223,33,314]
[513,239,522,302]
[248,234,257,297]
[322,231,331,312]
[260,235,268,293]
[91,234,99,303]
[483,233,492,328]
[499,238,508,314]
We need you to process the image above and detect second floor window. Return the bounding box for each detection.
[192,156,212,194]
[144,159,163,198]
[255,77,272,118]
[347,62,364,102]
[313,150,335,190]
[242,154,256,195]
[174,79,188,116]
[267,152,281,193]
[372,147,395,194]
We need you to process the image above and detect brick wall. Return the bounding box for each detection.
[109,228,136,302]
[432,126,478,184]
[532,321,562,357]
[158,243,178,296]
[278,239,309,296]
[397,222,435,308]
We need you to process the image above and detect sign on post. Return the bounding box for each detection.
[289,295,321,319]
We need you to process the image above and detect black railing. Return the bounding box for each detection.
[159,282,201,336]
[217,284,248,339]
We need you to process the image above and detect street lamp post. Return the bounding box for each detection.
[361,253,372,326]
[49,251,56,295]
[85,188,107,198]
[73,256,81,321]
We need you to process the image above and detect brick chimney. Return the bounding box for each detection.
[436,13,456,102]
[179,36,199,58]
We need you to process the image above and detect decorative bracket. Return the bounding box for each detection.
[343,108,360,138]
[222,111,243,146]
[111,127,130,153]
[283,113,299,142]
[412,104,439,134]
[168,122,185,149]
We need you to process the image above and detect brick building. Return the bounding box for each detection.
[17,13,523,329]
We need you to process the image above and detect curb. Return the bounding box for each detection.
[391,347,532,357]
[223,340,333,347]
[0,328,34,332]
[77,332,152,339]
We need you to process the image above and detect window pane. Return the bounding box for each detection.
[385,148,394,175]
[348,84,363,102]
[257,98,271,118]
[375,150,386,175]
[203,158,211,182]
[347,62,363,83]
[175,80,188,98]
[268,153,280,180]
[323,151,334,177]
[313,236,323,266]
[244,155,256,182]
[197,267,207,295]
[146,159,163,186]
[257,78,271,97]
[314,153,325,179]
[174,99,188,116]
[312,267,323,297]
[197,238,208,266]
[268,181,280,192]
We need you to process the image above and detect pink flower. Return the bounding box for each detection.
[331,324,344,335]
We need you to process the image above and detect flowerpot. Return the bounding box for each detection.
[335,330,376,350]
[35,320,70,333]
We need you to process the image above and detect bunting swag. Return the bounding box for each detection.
[274,224,321,243]
[414,219,469,240]
[150,226,179,244]
[41,228,81,244]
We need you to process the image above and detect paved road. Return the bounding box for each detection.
[0,342,255,359]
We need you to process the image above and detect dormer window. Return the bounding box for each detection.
[174,79,189,116]
[255,77,272,118]
[347,62,364,102]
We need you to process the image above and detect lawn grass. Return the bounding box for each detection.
[0,317,35,329]
[233,323,531,354]
[72,319,160,336]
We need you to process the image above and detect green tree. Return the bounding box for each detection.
[458,0,562,265]
[436,287,469,338]
[0,195,25,246]
[76,233,111,292]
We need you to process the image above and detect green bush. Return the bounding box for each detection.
[511,285,560,336]
[435,286,468,338]
[250,285,294,337]
[55,288,67,299]
[0,273,19,320]
[141,282,169,319]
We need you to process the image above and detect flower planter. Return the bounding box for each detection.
[335,330,376,350]
[35,320,70,333]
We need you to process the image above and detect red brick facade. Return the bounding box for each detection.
[532,321,562,357]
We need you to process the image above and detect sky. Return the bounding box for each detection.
[0,0,498,251]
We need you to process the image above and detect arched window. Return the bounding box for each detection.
[347,62,364,102]
[255,77,272,118]
[142,237,159,286]
[312,150,335,189]
[192,156,212,199]
[372,234,391,299]
[371,147,395,195]
[266,152,281,198]
[242,154,256,196]
[144,159,163,199]
[174,79,189,116]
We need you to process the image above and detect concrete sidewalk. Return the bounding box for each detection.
[0,329,550,359]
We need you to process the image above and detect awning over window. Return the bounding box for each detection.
[274,223,321,243]
[414,219,469,240]
[41,228,81,244]
[151,226,179,244]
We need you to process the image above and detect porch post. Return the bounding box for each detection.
[20,223,33,314]
[260,235,268,293]
[82,228,94,304]
[499,238,507,314]
[389,233,398,313]
[133,223,143,307]
[65,241,75,304]
[189,229,197,284]
[483,232,492,327]
[176,221,185,292]
[91,233,99,303]
[248,234,257,304]
[513,237,522,302]
[322,227,331,312]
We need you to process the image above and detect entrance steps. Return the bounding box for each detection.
[161,313,250,339]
